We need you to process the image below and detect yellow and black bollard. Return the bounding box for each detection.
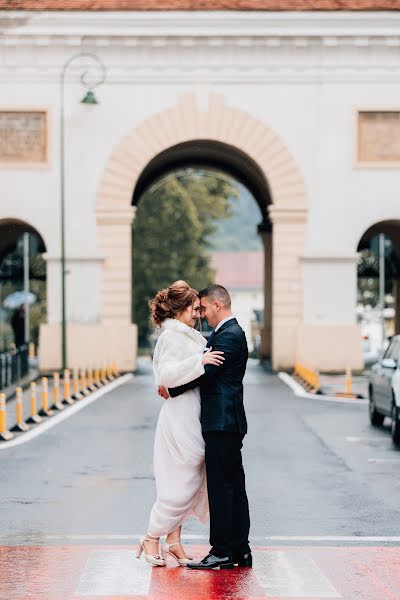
[38,377,54,417]
[107,364,115,381]
[0,393,14,441]
[112,362,119,378]
[11,387,30,432]
[100,366,108,385]
[51,373,64,411]
[80,368,90,396]
[72,367,83,400]
[26,382,43,424]
[94,367,101,388]
[63,369,74,405]
[87,367,97,392]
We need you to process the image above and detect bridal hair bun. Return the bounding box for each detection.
[149,280,198,327]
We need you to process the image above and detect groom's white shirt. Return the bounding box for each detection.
[214,315,236,333]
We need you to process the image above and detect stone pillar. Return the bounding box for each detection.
[268,206,307,370]
[39,207,138,372]
[97,207,136,326]
[298,255,363,372]
[259,227,272,360]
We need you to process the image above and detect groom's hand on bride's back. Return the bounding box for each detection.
[158,385,170,399]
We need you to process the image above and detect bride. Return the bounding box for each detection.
[137,280,224,567]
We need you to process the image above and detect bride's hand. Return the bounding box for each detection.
[203,350,225,366]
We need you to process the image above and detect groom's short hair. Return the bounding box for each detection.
[199,284,231,308]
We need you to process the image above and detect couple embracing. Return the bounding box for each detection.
[137,280,251,570]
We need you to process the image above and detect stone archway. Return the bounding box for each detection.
[96,92,307,369]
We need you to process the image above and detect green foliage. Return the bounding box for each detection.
[209,185,263,251]
[178,170,238,245]
[133,178,214,344]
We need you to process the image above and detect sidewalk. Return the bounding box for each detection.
[318,372,369,399]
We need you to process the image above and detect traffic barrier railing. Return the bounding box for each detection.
[0,392,13,441]
[0,345,29,390]
[11,387,29,432]
[26,382,42,424]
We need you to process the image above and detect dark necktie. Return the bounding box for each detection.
[207,330,216,348]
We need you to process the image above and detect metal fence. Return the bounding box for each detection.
[0,345,29,390]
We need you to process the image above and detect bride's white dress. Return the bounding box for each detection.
[148,318,209,537]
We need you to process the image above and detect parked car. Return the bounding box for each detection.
[362,334,380,367]
[369,335,400,446]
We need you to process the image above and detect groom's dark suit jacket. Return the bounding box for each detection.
[168,318,248,435]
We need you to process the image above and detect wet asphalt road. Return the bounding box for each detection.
[1,358,400,545]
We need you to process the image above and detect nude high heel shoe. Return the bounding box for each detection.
[136,535,166,567]
[161,541,193,567]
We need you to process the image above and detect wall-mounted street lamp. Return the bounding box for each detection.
[60,52,106,370]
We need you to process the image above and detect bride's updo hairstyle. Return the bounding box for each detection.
[149,280,199,327]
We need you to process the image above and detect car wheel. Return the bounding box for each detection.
[391,403,400,447]
[369,387,384,426]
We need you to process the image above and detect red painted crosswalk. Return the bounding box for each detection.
[1,545,400,600]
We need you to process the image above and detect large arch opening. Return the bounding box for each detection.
[357,220,400,362]
[96,93,308,370]
[0,219,47,353]
[132,140,273,360]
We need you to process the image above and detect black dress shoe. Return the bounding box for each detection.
[187,553,234,570]
[233,552,253,567]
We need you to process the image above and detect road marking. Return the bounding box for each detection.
[0,374,133,451]
[75,549,151,596]
[346,436,389,445]
[278,372,368,405]
[2,533,400,543]
[254,551,340,597]
[368,457,400,464]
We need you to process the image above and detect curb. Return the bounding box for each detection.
[278,372,368,405]
[0,373,134,451]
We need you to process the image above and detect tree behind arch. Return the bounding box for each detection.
[133,179,214,345]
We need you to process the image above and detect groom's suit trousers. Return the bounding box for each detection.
[203,431,250,558]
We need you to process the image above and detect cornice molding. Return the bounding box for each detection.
[2,10,400,38]
[1,11,400,82]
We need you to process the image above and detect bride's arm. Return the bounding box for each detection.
[155,332,206,389]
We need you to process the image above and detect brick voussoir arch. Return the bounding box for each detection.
[97,92,307,213]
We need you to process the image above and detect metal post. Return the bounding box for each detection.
[60,61,67,372]
[23,232,30,343]
[60,52,106,371]
[379,233,386,350]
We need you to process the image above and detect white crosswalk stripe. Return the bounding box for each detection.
[75,549,151,596]
[75,548,340,598]
[253,551,341,598]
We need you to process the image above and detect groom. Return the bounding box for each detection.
[160,284,251,570]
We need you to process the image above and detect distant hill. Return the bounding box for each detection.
[207,184,263,252]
